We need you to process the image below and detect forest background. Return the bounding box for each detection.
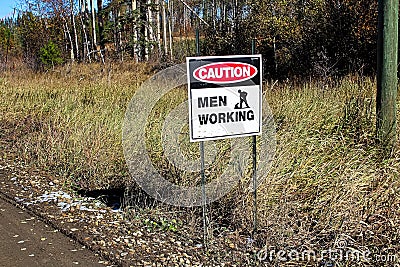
[0,0,378,79]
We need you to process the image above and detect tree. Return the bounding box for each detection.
[39,40,63,69]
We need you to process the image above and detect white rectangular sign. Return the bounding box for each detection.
[187,55,262,142]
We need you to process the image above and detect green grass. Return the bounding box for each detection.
[1,64,399,265]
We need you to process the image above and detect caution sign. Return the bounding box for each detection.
[187,55,262,142]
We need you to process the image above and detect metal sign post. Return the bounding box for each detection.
[251,38,258,236]
[196,29,208,249]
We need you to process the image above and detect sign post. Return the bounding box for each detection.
[195,29,208,249]
[251,38,258,236]
[187,52,262,244]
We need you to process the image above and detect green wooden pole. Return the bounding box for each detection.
[377,0,399,146]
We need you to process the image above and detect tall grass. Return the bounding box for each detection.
[1,64,399,265]
[250,78,400,265]
[1,62,152,189]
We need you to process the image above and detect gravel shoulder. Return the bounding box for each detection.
[0,158,256,267]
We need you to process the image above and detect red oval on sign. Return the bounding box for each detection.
[193,62,258,84]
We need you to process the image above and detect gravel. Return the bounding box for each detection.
[0,159,258,267]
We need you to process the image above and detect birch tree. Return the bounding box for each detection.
[90,0,97,52]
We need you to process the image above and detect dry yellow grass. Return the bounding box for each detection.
[1,64,399,266]
[1,62,152,189]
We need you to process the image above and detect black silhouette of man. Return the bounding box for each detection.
[235,90,250,109]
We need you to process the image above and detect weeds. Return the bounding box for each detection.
[1,65,399,266]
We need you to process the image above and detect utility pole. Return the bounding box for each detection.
[377,0,399,147]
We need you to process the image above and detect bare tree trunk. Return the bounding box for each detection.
[71,0,80,61]
[149,2,155,43]
[222,1,226,31]
[118,9,123,61]
[90,0,97,52]
[170,0,174,33]
[162,1,168,57]
[138,0,147,61]
[113,9,119,57]
[202,0,207,23]
[183,5,186,33]
[156,0,162,57]
[78,0,90,62]
[131,0,139,61]
[79,13,91,62]
[113,7,124,61]
[97,0,105,63]
[63,20,75,61]
[233,0,239,33]
[63,24,69,56]
[212,0,216,29]
[132,0,137,12]
[145,0,153,61]
[167,1,173,60]
[80,0,87,13]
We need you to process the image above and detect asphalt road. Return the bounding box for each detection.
[0,196,107,267]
